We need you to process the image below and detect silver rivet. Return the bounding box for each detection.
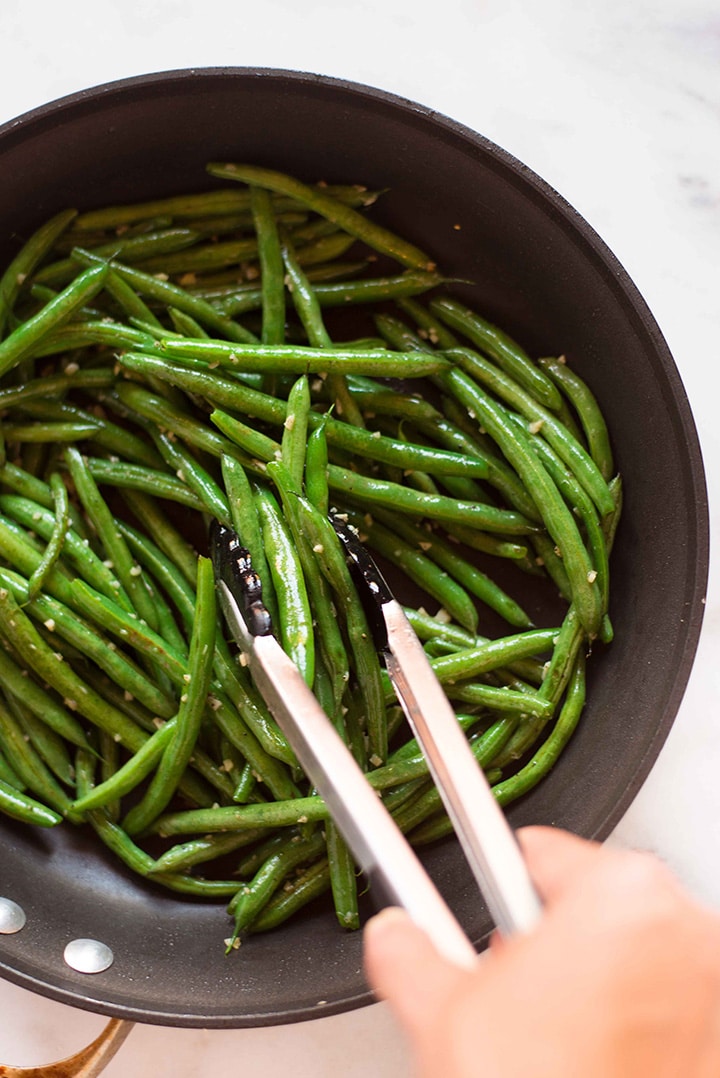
[63,938,114,974]
[0,898,26,934]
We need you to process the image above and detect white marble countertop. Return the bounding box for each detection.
[1,0,719,1073]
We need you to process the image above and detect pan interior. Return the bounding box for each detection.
[0,68,708,1027]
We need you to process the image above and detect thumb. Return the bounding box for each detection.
[363,907,470,1039]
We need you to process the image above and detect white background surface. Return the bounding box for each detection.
[1,0,719,1074]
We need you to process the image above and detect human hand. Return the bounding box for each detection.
[364,826,720,1078]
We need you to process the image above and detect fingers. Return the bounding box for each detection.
[363,907,469,1038]
[517,825,607,903]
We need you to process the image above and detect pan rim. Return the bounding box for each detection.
[0,65,709,1028]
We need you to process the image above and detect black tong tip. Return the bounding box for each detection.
[209,520,273,637]
[329,512,392,651]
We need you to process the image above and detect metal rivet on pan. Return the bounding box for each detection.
[63,938,114,974]
[0,898,26,934]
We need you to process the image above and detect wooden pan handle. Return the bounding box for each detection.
[0,1018,133,1077]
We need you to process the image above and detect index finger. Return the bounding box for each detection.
[517,825,609,903]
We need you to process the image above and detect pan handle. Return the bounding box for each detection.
[0,1018,133,1077]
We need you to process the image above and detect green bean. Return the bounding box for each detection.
[397,296,461,349]
[538,356,614,481]
[0,697,76,819]
[508,412,610,621]
[17,398,163,469]
[250,858,331,932]
[304,418,330,517]
[35,228,201,288]
[150,335,448,377]
[345,510,478,633]
[0,776,62,827]
[0,584,147,752]
[309,269,444,308]
[71,249,258,343]
[150,830,267,875]
[268,469,387,764]
[208,691,300,802]
[26,473,70,601]
[0,631,89,749]
[254,485,315,687]
[281,375,311,490]
[228,831,327,940]
[271,484,350,720]
[233,760,257,803]
[0,462,55,510]
[279,229,359,270]
[3,577,177,718]
[84,457,205,511]
[327,462,535,535]
[72,184,378,231]
[431,297,563,411]
[221,455,280,630]
[30,317,154,357]
[68,579,187,685]
[118,352,489,478]
[168,307,209,338]
[130,235,258,277]
[73,190,258,230]
[372,509,532,628]
[64,447,160,630]
[250,186,285,345]
[120,489,199,587]
[422,627,557,685]
[442,367,603,634]
[0,263,108,377]
[325,816,358,924]
[374,311,432,356]
[2,420,99,443]
[494,654,586,806]
[438,681,554,718]
[152,430,232,525]
[0,367,114,411]
[0,209,78,337]
[207,162,435,270]
[154,793,328,837]
[96,730,121,822]
[0,493,133,609]
[281,234,331,347]
[123,557,216,834]
[6,695,75,788]
[446,349,615,518]
[439,521,529,563]
[0,749,24,790]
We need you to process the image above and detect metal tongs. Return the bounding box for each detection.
[211,517,541,967]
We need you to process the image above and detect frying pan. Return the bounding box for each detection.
[0,68,708,1031]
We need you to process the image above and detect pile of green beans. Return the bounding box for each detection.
[0,165,621,946]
